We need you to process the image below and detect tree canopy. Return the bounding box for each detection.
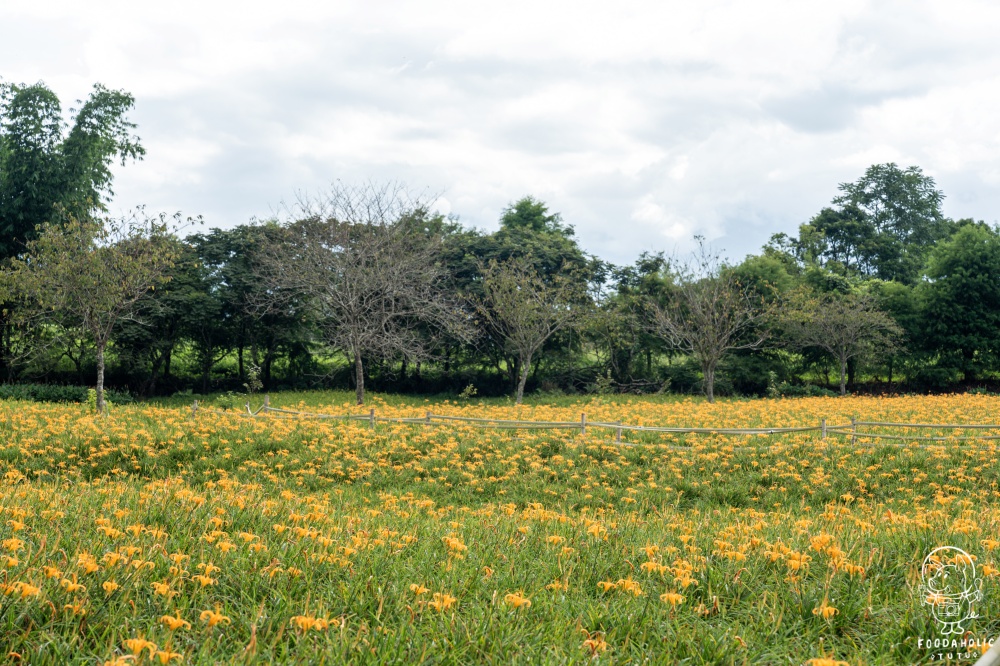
[0,81,143,258]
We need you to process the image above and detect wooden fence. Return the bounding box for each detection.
[184,396,1000,448]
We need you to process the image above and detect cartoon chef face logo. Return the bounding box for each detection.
[921,546,983,635]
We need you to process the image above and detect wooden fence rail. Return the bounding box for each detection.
[179,396,1000,447]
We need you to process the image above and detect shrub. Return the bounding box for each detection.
[0,383,134,404]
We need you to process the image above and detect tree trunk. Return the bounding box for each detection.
[515,354,532,405]
[143,348,167,398]
[703,362,715,404]
[354,350,365,405]
[263,346,274,391]
[401,356,407,379]
[847,358,856,391]
[646,349,652,375]
[839,355,847,396]
[96,341,107,414]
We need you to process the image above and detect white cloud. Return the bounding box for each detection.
[4,0,1000,262]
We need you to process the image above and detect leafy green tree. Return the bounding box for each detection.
[476,256,587,403]
[780,290,902,395]
[113,237,201,396]
[439,196,598,391]
[190,224,312,391]
[589,252,669,387]
[650,240,772,403]
[919,222,1000,380]
[797,164,948,284]
[256,183,470,405]
[0,81,144,258]
[3,211,179,412]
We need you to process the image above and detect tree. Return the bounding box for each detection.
[796,164,948,284]
[780,291,902,395]
[649,241,770,403]
[113,237,201,396]
[0,81,144,258]
[3,211,180,412]
[919,223,1000,380]
[589,252,669,388]
[192,224,310,390]
[476,256,586,404]
[255,182,470,405]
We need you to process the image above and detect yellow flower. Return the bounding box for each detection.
[503,592,531,609]
[192,574,217,588]
[103,552,126,567]
[640,561,668,575]
[807,659,849,666]
[597,581,617,592]
[812,601,839,620]
[151,581,178,598]
[582,633,608,655]
[200,608,231,627]
[546,535,566,545]
[660,591,685,606]
[63,601,87,616]
[77,552,100,575]
[616,578,643,597]
[60,577,86,593]
[409,583,430,596]
[102,580,120,595]
[124,638,157,657]
[160,611,191,631]
[2,538,25,552]
[290,614,336,632]
[427,592,457,612]
[4,581,40,599]
[197,562,221,576]
[154,651,184,664]
[43,566,62,579]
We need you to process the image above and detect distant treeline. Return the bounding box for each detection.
[2,81,999,402]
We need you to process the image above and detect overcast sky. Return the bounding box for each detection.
[4,0,1000,264]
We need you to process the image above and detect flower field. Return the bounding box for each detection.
[1,393,999,664]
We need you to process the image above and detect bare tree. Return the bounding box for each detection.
[650,241,770,403]
[780,290,902,395]
[476,257,586,404]
[2,210,181,412]
[254,182,470,405]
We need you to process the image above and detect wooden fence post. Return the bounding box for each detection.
[851,416,857,446]
[370,408,375,429]
[192,400,198,417]
[615,421,622,443]
[821,418,827,439]
[426,411,432,425]
[581,412,587,435]
[263,394,270,411]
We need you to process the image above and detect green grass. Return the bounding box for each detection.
[0,393,998,664]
